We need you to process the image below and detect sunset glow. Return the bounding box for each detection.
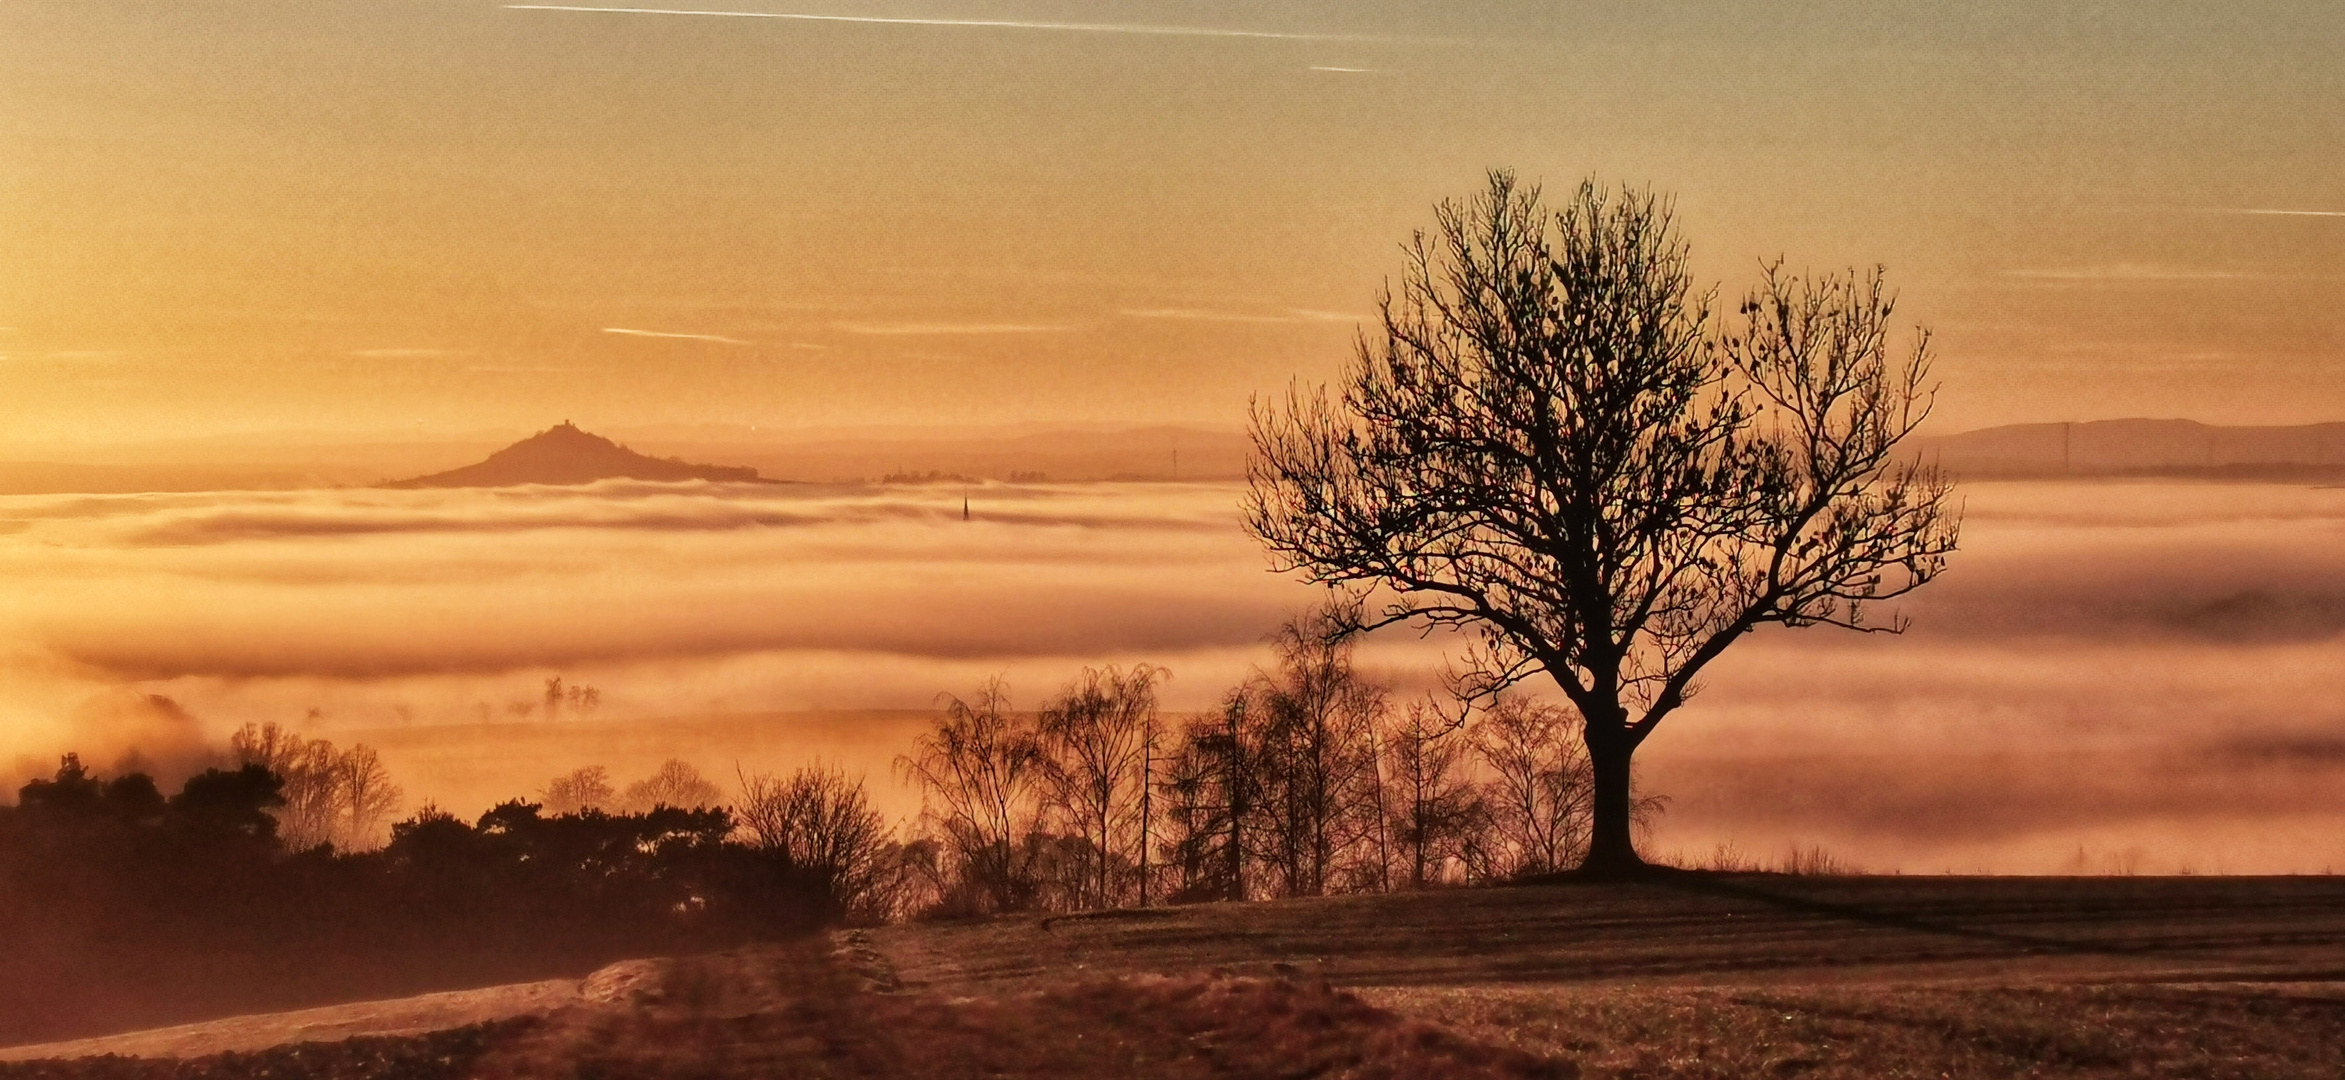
[2,3,2343,871]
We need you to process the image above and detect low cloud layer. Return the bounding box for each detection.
[0,483,1287,679]
[5,477,2345,872]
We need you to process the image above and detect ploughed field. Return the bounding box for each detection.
[7,875,2345,1079]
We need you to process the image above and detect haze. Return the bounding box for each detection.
[3,476,2343,874]
[2,3,2343,876]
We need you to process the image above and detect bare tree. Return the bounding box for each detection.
[897,679,1047,915]
[229,721,401,851]
[541,765,615,814]
[332,743,402,851]
[1036,664,1167,910]
[620,759,722,812]
[1382,697,1482,889]
[1153,714,1227,903]
[1238,603,1389,897]
[1246,172,1959,874]
[736,764,894,922]
[1470,697,1592,877]
[231,721,333,851]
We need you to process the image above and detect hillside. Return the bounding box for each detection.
[382,423,777,488]
[8,877,2345,1078]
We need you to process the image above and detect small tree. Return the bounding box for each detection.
[1247,172,1959,875]
[1153,714,1232,902]
[333,744,402,851]
[620,759,722,812]
[897,679,1047,915]
[1382,697,1481,889]
[229,721,401,852]
[1471,697,1592,877]
[541,765,616,814]
[1237,603,1389,897]
[736,764,894,922]
[1036,664,1167,910]
[231,721,334,850]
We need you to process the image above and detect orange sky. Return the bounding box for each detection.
[1,1,2340,441]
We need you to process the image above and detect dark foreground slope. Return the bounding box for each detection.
[383,423,777,488]
[865,874,2345,992]
[10,876,2345,1079]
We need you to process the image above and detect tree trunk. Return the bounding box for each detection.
[1580,722,1645,878]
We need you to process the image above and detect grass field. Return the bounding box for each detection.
[8,875,2345,1078]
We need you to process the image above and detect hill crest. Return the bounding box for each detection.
[383,423,777,489]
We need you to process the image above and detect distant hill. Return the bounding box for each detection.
[383,423,777,488]
[1917,419,2345,480]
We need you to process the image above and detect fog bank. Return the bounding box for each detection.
[3,477,2341,873]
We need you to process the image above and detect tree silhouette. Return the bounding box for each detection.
[231,722,403,851]
[541,765,616,814]
[735,764,895,922]
[1383,697,1481,889]
[619,759,722,812]
[1233,603,1389,897]
[1037,664,1167,909]
[1469,697,1593,877]
[898,680,1047,915]
[335,744,403,850]
[1246,172,1960,874]
[168,763,287,846]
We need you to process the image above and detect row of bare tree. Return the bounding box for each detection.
[530,758,904,924]
[538,760,725,816]
[228,722,402,852]
[892,605,1651,919]
[209,599,1636,921]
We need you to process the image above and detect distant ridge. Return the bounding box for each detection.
[1918,419,2345,479]
[382,423,781,489]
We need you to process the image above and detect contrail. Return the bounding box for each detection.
[504,5,1363,40]
[2225,208,2345,218]
[603,327,750,344]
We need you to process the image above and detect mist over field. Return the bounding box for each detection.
[2,476,2341,875]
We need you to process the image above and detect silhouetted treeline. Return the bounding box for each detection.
[0,605,1656,1044]
[894,603,1661,919]
[0,755,831,1047]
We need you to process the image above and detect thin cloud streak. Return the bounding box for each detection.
[502,5,1367,41]
[1121,308,1362,324]
[834,321,1075,336]
[2002,265,2255,282]
[602,327,751,344]
[2222,208,2345,218]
